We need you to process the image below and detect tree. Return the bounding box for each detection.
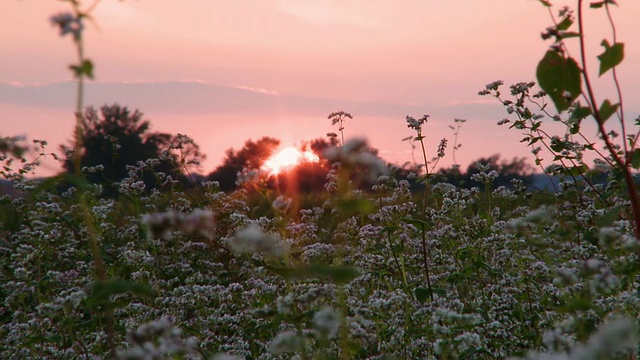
[62,104,203,194]
[207,137,280,191]
[436,154,534,189]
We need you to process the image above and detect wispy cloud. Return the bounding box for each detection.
[0,80,515,133]
[233,85,279,96]
[0,80,426,117]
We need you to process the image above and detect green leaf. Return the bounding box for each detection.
[560,32,581,39]
[267,264,360,284]
[87,280,155,308]
[569,104,591,134]
[631,149,640,169]
[337,198,373,216]
[570,104,591,121]
[536,50,582,113]
[381,225,399,234]
[414,287,446,304]
[558,297,593,313]
[414,287,430,304]
[538,0,552,6]
[591,0,618,8]
[556,16,573,31]
[550,138,567,152]
[597,206,622,227]
[598,99,619,123]
[564,164,589,176]
[597,40,624,76]
[447,272,465,284]
[402,217,429,230]
[69,59,94,79]
[570,122,581,135]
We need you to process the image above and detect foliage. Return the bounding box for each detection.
[436,154,535,190]
[207,137,280,191]
[3,139,640,358]
[481,0,640,239]
[3,0,640,359]
[60,104,204,196]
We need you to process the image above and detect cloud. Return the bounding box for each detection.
[0,80,515,134]
[0,80,426,117]
[233,85,279,96]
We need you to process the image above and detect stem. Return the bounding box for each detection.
[81,195,116,357]
[73,38,85,176]
[418,132,431,213]
[69,2,116,355]
[604,3,627,155]
[577,1,621,168]
[577,0,640,240]
[416,132,434,300]
[525,280,541,347]
[420,226,434,302]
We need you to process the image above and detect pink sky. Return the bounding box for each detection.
[2,0,640,177]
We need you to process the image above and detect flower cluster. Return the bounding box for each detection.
[406,114,429,132]
[50,12,84,38]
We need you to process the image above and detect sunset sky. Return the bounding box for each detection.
[2,0,640,176]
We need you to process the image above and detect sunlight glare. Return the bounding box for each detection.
[262,147,320,175]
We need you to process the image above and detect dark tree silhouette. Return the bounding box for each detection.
[207,137,281,191]
[207,136,388,193]
[435,154,534,189]
[306,136,339,155]
[61,104,203,194]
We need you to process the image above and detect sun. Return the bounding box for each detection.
[262,147,320,175]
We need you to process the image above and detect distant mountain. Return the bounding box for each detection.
[0,179,21,198]
[529,173,560,192]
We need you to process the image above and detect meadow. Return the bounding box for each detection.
[1,1,640,359]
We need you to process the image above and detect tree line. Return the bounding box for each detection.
[58,104,534,196]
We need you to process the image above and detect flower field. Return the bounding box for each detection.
[2,1,640,359]
[1,134,638,358]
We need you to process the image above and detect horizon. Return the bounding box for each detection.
[2,1,640,177]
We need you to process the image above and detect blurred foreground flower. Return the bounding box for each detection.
[313,306,341,339]
[117,316,196,360]
[141,208,215,240]
[269,330,303,355]
[231,224,287,258]
[323,138,389,181]
[272,195,292,213]
[50,12,84,39]
[515,318,636,360]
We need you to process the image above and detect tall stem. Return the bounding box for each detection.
[73,36,85,176]
[417,133,434,299]
[418,132,431,212]
[577,0,640,240]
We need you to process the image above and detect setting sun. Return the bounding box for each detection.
[262,147,320,175]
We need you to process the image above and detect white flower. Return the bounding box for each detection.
[272,195,292,213]
[323,138,389,181]
[313,307,340,339]
[231,224,287,258]
[406,115,429,131]
[269,331,302,355]
[212,353,244,360]
[515,319,636,360]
